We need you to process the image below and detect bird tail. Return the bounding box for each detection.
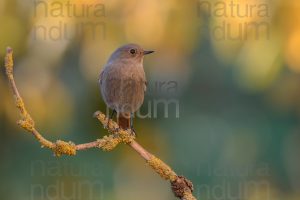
[117,114,130,129]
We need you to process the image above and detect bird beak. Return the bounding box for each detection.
[143,50,154,55]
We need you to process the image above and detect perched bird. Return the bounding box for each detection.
[99,44,154,134]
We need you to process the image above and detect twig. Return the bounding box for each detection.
[4,47,196,200]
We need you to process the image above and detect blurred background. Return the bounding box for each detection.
[0,0,300,199]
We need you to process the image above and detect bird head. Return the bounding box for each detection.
[108,43,154,64]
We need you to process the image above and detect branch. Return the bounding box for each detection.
[4,47,197,200]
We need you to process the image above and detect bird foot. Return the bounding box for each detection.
[103,117,112,130]
[103,123,108,130]
[127,128,137,137]
[112,127,120,134]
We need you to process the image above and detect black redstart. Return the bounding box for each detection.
[99,44,154,133]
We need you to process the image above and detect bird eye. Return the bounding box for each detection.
[130,49,136,55]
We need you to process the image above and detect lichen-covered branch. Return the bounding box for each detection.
[4,47,135,156]
[93,111,195,199]
[4,47,196,200]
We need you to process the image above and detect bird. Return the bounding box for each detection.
[98,44,154,134]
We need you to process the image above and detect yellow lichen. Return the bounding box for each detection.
[18,117,34,132]
[13,96,36,132]
[147,155,177,181]
[94,111,135,146]
[95,128,135,151]
[94,111,119,130]
[7,74,14,81]
[97,135,121,151]
[118,129,135,143]
[53,140,76,157]
[15,96,25,112]
[4,47,13,75]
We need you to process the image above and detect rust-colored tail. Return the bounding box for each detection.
[118,114,130,129]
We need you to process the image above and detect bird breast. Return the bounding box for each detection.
[100,62,146,114]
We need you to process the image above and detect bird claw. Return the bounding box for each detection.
[103,116,136,137]
[103,123,109,130]
[112,127,120,133]
[104,117,112,129]
[107,127,119,134]
[128,128,137,137]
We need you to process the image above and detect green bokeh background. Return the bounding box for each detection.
[1,0,300,199]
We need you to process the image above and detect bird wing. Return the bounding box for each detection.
[100,65,123,109]
[99,70,104,85]
[144,80,147,92]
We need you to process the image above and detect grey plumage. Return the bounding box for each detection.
[99,44,153,123]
